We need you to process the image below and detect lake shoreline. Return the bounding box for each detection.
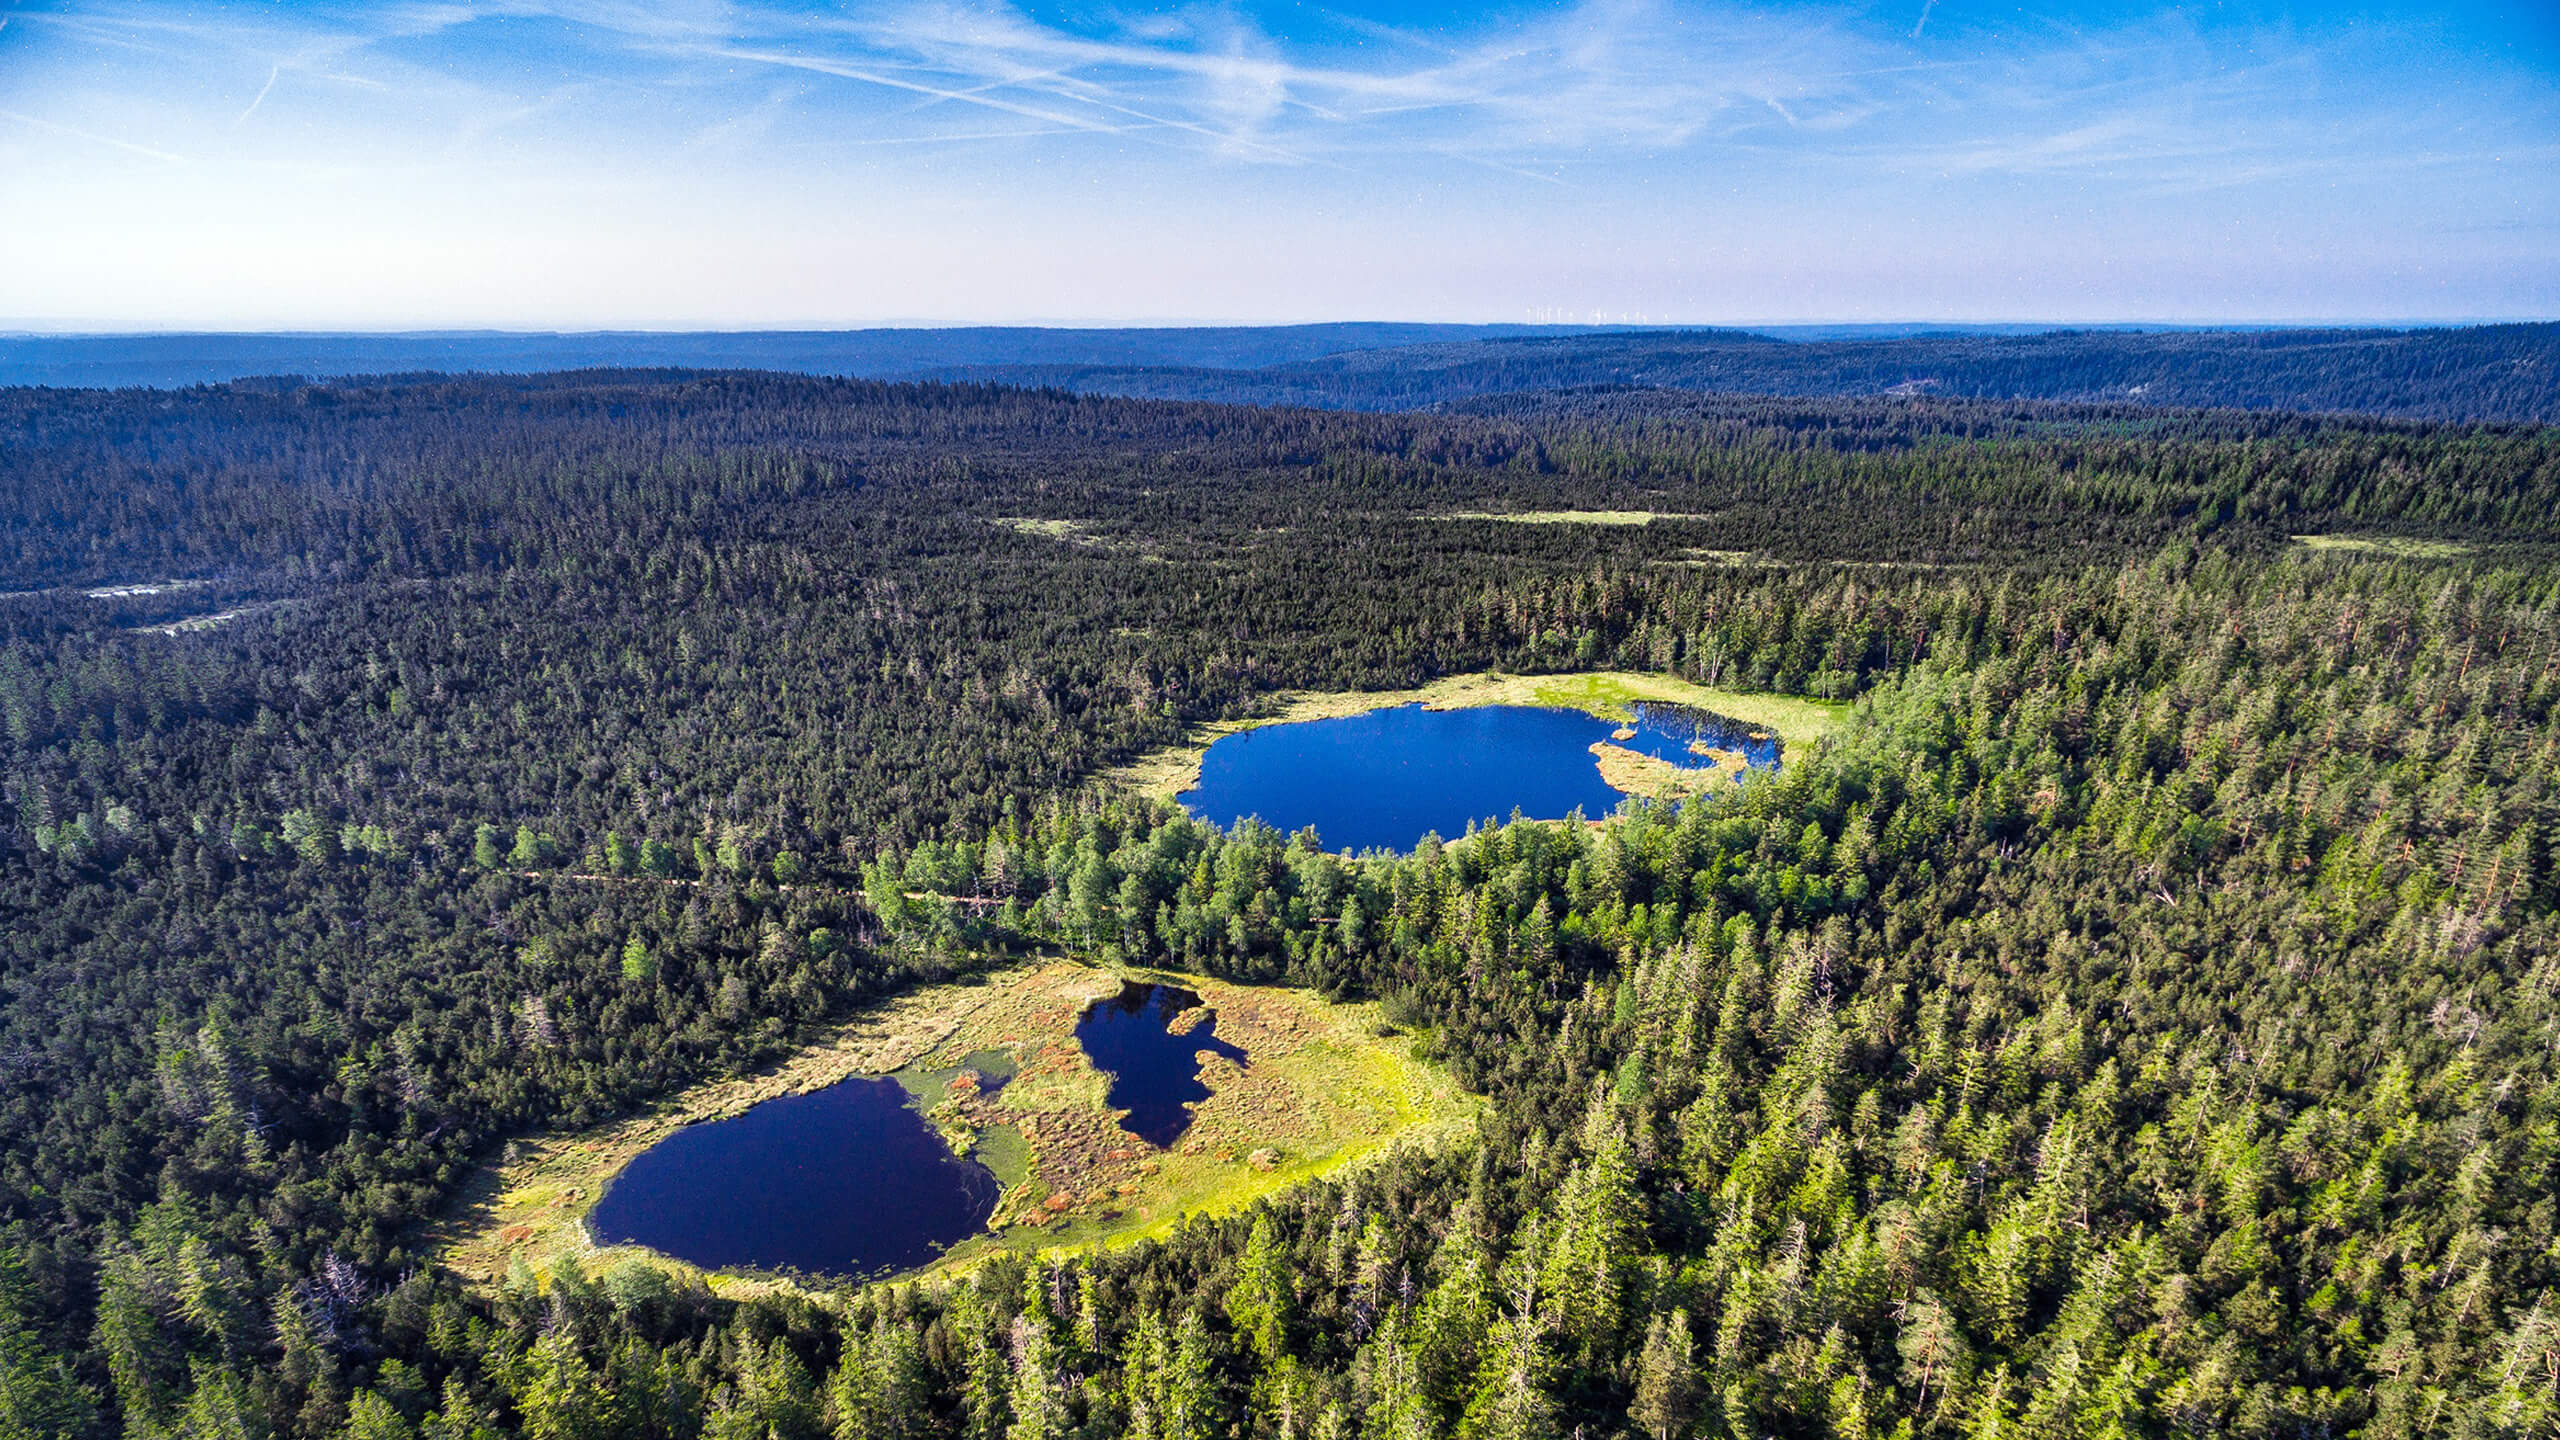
[419,965,1049,1294]
[1104,668,1846,802]
[425,961,1476,1296]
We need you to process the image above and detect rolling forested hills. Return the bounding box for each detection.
[6,323,2556,426]
[1,374,2557,1440]
[934,324,2560,424]
[0,326,1602,392]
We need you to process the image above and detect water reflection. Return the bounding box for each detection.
[1180,701,1776,853]
[1075,984,1248,1147]
[586,1076,998,1278]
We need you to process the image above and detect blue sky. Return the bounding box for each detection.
[1,0,2554,328]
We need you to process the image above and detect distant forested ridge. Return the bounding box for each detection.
[934,323,2560,425]
[4,321,2554,425]
[0,325,1605,391]
[0,374,2556,1440]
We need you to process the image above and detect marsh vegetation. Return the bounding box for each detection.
[438,963,1475,1289]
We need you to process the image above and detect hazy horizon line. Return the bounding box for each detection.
[5,317,2554,340]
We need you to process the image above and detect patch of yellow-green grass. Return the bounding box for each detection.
[1436,509,1712,526]
[998,1039,1112,1115]
[992,517,1101,543]
[1655,551,1966,572]
[924,966,1479,1276]
[83,579,208,599]
[970,1123,1034,1191]
[137,608,255,636]
[1589,741,1745,800]
[2292,534,2473,560]
[427,961,1476,1297]
[990,518,1175,565]
[1514,671,1842,748]
[1104,669,1847,802]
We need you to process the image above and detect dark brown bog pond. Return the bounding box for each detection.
[585,982,1252,1276]
[1075,983,1246,1147]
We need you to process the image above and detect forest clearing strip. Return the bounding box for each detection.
[2292,533,2475,559]
[1433,510,1715,526]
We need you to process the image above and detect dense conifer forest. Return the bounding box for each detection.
[2,373,2557,1439]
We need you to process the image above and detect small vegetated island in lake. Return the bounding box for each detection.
[435,962,1475,1286]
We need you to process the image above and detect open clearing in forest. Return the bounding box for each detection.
[2292,534,2474,560]
[990,516,1170,562]
[1107,668,1846,801]
[82,579,208,599]
[990,516,1102,543]
[427,961,1475,1295]
[1434,509,1715,526]
[1654,551,1969,571]
[132,601,294,636]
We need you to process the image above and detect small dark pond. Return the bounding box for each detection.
[585,1076,998,1278]
[1180,702,1777,853]
[1076,984,1247,1147]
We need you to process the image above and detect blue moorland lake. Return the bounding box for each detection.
[1180,702,1778,853]
[585,1076,999,1278]
[1075,983,1247,1147]
[588,987,1256,1274]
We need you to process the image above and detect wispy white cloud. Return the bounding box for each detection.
[680,82,802,153]
[13,0,2551,188]
[233,64,280,126]
[776,0,1902,163]
[2,0,2552,326]
[0,104,188,162]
